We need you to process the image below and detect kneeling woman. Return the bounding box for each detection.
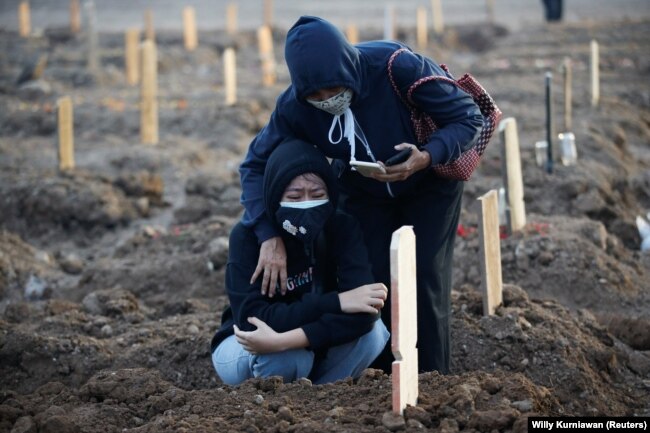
[211,138,389,385]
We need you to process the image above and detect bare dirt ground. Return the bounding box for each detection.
[0,9,649,433]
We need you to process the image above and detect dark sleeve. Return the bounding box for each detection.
[239,91,295,243]
[392,49,484,165]
[300,213,380,350]
[226,223,343,334]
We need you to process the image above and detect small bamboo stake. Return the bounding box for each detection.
[183,6,198,51]
[140,40,158,144]
[224,48,237,106]
[226,3,238,35]
[19,1,31,37]
[85,0,98,73]
[545,72,554,174]
[486,0,495,25]
[263,0,273,27]
[384,4,396,41]
[590,40,600,107]
[390,226,418,415]
[144,9,155,42]
[499,118,526,233]
[416,7,428,50]
[125,29,140,85]
[345,24,359,44]
[478,190,503,316]
[257,25,276,87]
[57,97,75,171]
[563,57,572,131]
[70,0,80,33]
[431,0,444,35]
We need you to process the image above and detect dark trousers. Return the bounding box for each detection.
[338,174,463,374]
[542,0,563,21]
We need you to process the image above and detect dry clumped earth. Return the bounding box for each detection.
[0,15,649,433]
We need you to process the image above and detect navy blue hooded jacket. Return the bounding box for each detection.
[211,139,378,353]
[240,16,484,243]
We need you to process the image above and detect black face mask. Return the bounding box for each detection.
[275,201,334,244]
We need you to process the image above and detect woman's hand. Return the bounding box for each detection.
[251,236,287,297]
[338,283,388,314]
[234,317,308,354]
[372,143,431,182]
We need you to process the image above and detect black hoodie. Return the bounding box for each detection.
[211,139,378,353]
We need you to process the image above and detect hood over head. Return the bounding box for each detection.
[285,16,362,102]
[263,138,338,223]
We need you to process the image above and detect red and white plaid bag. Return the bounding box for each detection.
[388,48,502,181]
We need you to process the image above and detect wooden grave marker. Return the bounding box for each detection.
[125,29,140,85]
[57,97,75,171]
[478,190,503,316]
[224,48,237,106]
[144,9,155,42]
[226,3,238,35]
[257,25,276,87]
[70,0,80,33]
[390,226,418,415]
[183,6,198,51]
[140,40,158,144]
[263,0,273,27]
[416,7,428,50]
[431,0,444,35]
[19,1,30,37]
[499,117,526,233]
[590,39,599,107]
[384,4,395,41]
[346,24,359,44]
[563,57,572,131]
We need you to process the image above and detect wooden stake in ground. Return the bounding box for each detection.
[226,3,238,35]
[223,48,237,106]
[257,25,276,87]
[499,118,526,233]
[85,0,99,73]
[478,190,503,316]
[263,0,273,27]
[57,97,75,171]
[545,72,554,174]
[431,0,444,35]
[144,9,155,42]
[590,39,600,107]
[384,4,396,41]
[345,24,359,44]
[140,40,158,144]
[70,0,81,33]
[416,7,428,50]
[563,57,572,131]
[390,226,418,415]
[19,1,31,37]
[183,6,198,51]
[125,29,140,85]
[486,0,495,25]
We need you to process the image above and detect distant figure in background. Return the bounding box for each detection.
[542,0,563,22]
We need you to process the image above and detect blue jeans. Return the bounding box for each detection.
[212,320,389,385]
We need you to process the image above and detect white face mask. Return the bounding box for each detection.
[307,89,353,116]
[279,199,329,209]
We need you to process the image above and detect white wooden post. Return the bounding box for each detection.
[416,7,428,50]
[590,40,600,107]
[19,1,30,37]
[499,118,526,233]
[346,24,359,44]
[226,3,238,35]
[183,6,198,51]
[563,57,572,131]
[224,48,237,106]
[257,25,276,87]
[431,0,444,35]
[478,190,503,316]
[263,0,273,27]
[390,226,418,415]
[57,97,75,171]
[144,9,155,42]
[140,40,158,144]
[125,29,140,85]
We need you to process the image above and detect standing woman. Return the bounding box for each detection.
[239,16,483,373]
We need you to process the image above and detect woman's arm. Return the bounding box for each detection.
[234,317,309,354]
